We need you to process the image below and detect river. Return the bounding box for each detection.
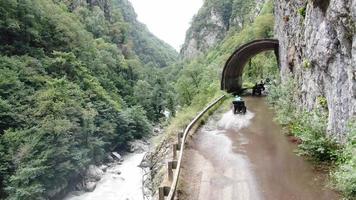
[64,153,146,200]
[180,97,340,200]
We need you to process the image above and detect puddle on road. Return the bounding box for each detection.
[181,97,340,200]
[217,110,254,130]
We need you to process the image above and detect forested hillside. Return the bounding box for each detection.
[0,0,177,199]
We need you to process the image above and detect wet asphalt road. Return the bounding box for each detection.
[180,97,339,200]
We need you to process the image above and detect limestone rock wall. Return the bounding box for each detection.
[274,0,355,141]
[180,8,228,59]
[180,0,268,59]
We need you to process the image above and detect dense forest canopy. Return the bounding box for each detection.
[0,0,177,199]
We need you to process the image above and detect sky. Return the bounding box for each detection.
[128,0,203,51]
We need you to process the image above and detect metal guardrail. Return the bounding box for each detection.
[158,95,226,200]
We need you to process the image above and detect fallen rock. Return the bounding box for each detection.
[128,140,149,153]
[99,165,108,172]
[139,153,151,168]
[107,168,121,175]
[112,176,125,181]
[111,152,122,161]
[107,154,114,162]
[86,165,104,182]
[84,182,97,192]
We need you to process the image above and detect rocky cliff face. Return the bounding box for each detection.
[180,7,228,59]
[180,0,267,59]
[274,0,355,141]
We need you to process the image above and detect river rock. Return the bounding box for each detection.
[107,168,121,175]
[84,182,97,192]
[86,165,104,181]
[111,152,122,161]
[99,164,108,172]
[128,140,149,153]
[139,157,151,168]
[107,154,115,162]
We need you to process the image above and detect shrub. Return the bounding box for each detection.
[267,74,297,125]
[291,110,339,162]
[333,120,356,199]
[303,59,311,69]
[267,75,339,162]
[298,6,306,18]
[317,96,328,109]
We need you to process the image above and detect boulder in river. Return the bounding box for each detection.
[128,140,149,153]
[111,152,123,161]
[84,182,97,192]
[107,154,115,162]
[86,165,104,181]
[99,165,108,172]
[107,167,121,175]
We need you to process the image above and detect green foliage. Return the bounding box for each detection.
[267,75,339,162]
[267,74,297,125]
[303,59,311,69]
[123,106,152,139]
[252,14,275,38]
[317,96,328,109]
[132,69,174,122]
[115,0,178,68]
[298,6,307,18]
[290,111,339,162]
[333,120,356,199]
[230,0,258,28]
[243,52,279,84]
[266,65,355,200]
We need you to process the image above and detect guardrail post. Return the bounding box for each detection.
[172,144,177,159]
[175,143,181,151]
[158,187,164,200]
[168,160,178,181]
[167,161,173,181]
[177,131,183,146]
[159,186,171,200]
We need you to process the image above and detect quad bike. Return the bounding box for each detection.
[232,99,246,114]
[252,83,265,96]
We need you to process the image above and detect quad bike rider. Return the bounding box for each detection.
[252,81,265,96]
[232,95,246,114]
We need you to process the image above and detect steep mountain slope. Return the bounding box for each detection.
[115,0,178,68]
[61,0,178,68]
[0,0,177,199]
[180,0,268,59]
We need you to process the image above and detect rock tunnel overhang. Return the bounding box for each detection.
[221,39,279,93]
